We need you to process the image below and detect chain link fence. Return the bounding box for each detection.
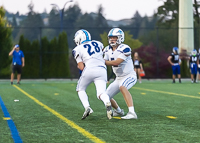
[1,26,199,79]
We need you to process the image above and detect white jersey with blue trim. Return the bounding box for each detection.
[72,40,106,68]
[104,44,135,77]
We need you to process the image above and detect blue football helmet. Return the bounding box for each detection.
[74,29,91,45]
[108,28,124,46]
[191,49,197,56]
[173,47,178,54]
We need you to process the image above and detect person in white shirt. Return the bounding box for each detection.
[72,29,112,120]
[104,28,138,119]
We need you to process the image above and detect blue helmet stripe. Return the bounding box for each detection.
[109,28,115,36]
[82,29,89,41]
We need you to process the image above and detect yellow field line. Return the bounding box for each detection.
[133,87,200,99]
[13,85,105,143]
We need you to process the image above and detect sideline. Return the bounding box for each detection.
[133,87,200,99]
[13,85,105,143]
[0,96,23,143]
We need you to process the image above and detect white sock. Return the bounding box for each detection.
[128,106,135,113]
[99,93,110,106]
[116,107,121,112]
[78,91,90,109]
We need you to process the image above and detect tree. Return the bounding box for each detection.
[57,32,70,78]
[0,6,13,77]
[156,0,179,27]
[134,44,171,78]
[16,2,44,42]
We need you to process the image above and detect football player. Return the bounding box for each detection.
[104,28,138,119]
[167,47,182,83]
[198,48,200,82]
[187,49,199,83]
[72,29,112,120]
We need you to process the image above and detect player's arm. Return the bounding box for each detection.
[140,63,143,70]
[105,58,124,66]
[9,46,15,56]
[167,56,174,65]
[105,47,131,66]
[178,59,181,65]
[77,62,85,71]
[139,61,143,70]
[72,49,84,71]
[22,57,25,67]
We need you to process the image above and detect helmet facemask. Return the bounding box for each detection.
[108,36,119,46]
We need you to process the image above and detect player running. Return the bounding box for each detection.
[72,29,112,120]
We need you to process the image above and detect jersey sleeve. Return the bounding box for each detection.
[21,51,24,57]
[72,47,82,63]
[117,45,132,60]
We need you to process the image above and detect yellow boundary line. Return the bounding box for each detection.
[133,87,200,99]
[13,85,105,143]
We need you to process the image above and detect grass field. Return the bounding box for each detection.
[0,79,200,143]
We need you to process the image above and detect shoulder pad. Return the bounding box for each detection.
[117,44,131,56]
[72,47,79,59]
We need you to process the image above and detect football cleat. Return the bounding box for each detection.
[106,102,113,119]
[113,109,124,116]
[81,107,93,120]
[121,112,137,119]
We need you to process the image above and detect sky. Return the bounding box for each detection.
[0,0,164,21]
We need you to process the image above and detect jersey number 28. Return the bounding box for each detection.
[83,42,100,56]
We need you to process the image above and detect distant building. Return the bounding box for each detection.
[107,19,132,27]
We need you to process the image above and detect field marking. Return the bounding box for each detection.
[141,93,146,95]
[0,96,23,143]
[13,85,105,143]
[133,87,200,99]
[166,116,177,119]
[3,117,11,120]
[113,117,121,119]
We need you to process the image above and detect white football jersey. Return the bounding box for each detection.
[104,44,135,77]
[72,40,106,68]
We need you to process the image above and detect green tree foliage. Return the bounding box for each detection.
[17,32,70,78]
[19,35,40,78]
[57,32,70,78]
[41,37,50,79]
[64,5,82,28]
[124,31,143,50]
[0,6,13,77]
[156,0,179,27]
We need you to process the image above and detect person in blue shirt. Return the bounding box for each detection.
[9,44,25,85]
